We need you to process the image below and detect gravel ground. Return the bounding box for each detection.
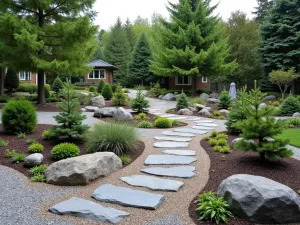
[145,215,184,225]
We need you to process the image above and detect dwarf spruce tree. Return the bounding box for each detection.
[51,80,89,140]
[131,88,149,113]
[176,91,189,110]
[4,68,19,94]
[112,85,129,105]
[97,80,105,93]
[52,77,64,94]
[234,83,293,161]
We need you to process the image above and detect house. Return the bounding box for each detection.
[161,76,210,91]
[18,71,46,84]
[84,59,118,84]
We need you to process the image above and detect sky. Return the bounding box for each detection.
[94,0,258,30]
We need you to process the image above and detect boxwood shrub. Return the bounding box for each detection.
[51,143,80,161]
[154,118,172,128]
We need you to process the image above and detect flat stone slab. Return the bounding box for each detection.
[185,118,202,121]
[49,197,129,224]
[193,119,214,123]
[145,155,197,165]
[162,150,196,156]
[167,116,188,120]
[192,126,215,130]
[160,114,177,118]
[120,175,184,192]
[141,166,196,178]
[196,123,219,127]
[154,142,189,148]
[174,128,208,134]
[92,184,164,210]
[162,131,195,137]
[153,112,163,115]
[154,136,192,142]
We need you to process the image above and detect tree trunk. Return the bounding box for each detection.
[192,75,197,97]
[37,69,46,104]
[0,68,5,96]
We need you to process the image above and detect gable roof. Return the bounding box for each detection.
[87,59,118,70]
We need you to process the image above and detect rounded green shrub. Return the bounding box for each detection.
[28,143,44,153]
[101,83,113,100]
[52,76,64,94]
[97,80,105,93]
[111,84,117,93]
[218,90,232,109]
[154,118,172,128]
[171,120,180,126]
[138,121,153,128]
[2,99,37,134]
[42,129,53,140]
[51,143,80,161]
[112,85,129,105]
[88,86,96,92]
[176,92,189,110]
[4,69,19,94]
[280,95,300,116]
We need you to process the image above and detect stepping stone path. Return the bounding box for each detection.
[192,126,215,130]
[162,131,195,137]
[160,114,177,118]
[197,123,219,127]
[121,175,184,192]
[141,166,196,178]
[162,150,196,156]
[167,116,188,120]
[92,184,165,210]
[154,136,192,142]
[49,197,129,224]
[154,141,189,148]
[193,119,214,123]
[145,155,197,165]
[174,128,208,134]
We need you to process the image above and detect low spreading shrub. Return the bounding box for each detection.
[51,143,80,161]
[154,118,172,128]
[138,121,153,128]
[31,174,46,182]
[12,153,26,163]
[86,123,137,156]
[28,143,44,153]
[17,132,26,139]
[123,89,130,93]
[135,112,147,120]
[286,118,300,128]
[29,165,48,177]
[0,139,8,147]
[120,155,132,165]
[280,95,300,116]
[42,130,53,140]
[171,120,180,126]
[4,149,16,158]
[213,111,221,117]
[88,86,96,92]
[26,139,37,145]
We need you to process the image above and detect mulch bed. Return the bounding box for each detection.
[99,112,188,129]
[189,133,300,225]
[0,124,145,177]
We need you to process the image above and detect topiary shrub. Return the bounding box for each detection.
[51,143,80,161]
[4,69,19,94]
[138,121,153,128]
[131,89,149,113]
[176,91,189,110]
[2,99,37,134]
[101,83,113,100]
[86,123,137,156]
[28,143,44,153]
[112,85,129,105]
[88,86,96,92]
[280,95,300,116]
[52,76,63,94]
[97,80,105,93]
[154,118,172,128]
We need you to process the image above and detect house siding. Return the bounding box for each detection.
[84,67,113,84]
[19,72,37,84]
[168,77,210,90]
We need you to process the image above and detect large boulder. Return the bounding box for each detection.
[158,95,164,99]
[91,95,105,108]
[200,93,209,102]
[259,103,267,109]
[219,109,230,117]
[293,112,300,118]
[84,106,99,112]
[24,153,43,167]
[264,95,276,101]
[113,107,133,120]
[199,108,211,116]
[94,107,117,118]
[206,98,220,104]
[209,92,218,99]
[193,103,205,111]
[218,174,300,224]
[76,92,89,104]
[177,108,193,115]
[162,93,176,101]
[45,152,122,186]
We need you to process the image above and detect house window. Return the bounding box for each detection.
[176,76,191,85]
[88,69,106,79]
[202,76,208,83]
[20,71,31,81]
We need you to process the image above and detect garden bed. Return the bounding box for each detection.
[0,124,145,177]
[189,133,300,225]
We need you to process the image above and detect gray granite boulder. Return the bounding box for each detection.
[206,98,220,104]
[218,174,300,224]
[259,103,267,109]
[113,107,133,120]
[158,95,164,99]
[84,106,99,112]
[193,103,205,111]
[177,108,193,115]
[205,106,212,112]
[24,153,43,167]
[199,108,211,116]
[162,93,176,101]
[263,95,276,101]
[94,107,117,117]
[219,109,230,116]
[293,112,300,118]
[91,95,105,108]
[200,93,209,101]
[209,92,218,98]
[45,152,122,186]
[188,106,197,112]
[49,197,129,224]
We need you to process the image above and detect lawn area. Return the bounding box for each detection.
[276,129,300,147]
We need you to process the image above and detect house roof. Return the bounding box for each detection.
[87,59,118,70]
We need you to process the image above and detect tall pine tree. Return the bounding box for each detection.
[104,18,131,85]
[124,18,136,52]
[128,33,154,86]
[150,0,236,96]
[260,0,300,91]
[253,0,274,22]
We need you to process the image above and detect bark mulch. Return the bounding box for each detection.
[189,134,300,225]
[0,124,145,178]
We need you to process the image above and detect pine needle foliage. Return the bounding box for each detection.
[112,85,129,105]
[130,88,149,113]
[176,91,189,110]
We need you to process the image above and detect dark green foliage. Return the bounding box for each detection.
[88,86,96,92]
[97,80,105,93]
[130,89,149,113]
[172,120,180,126]
[176,91,189,110]
[138,121,153,128]
[234,84,293,161]
[51,80,89,140]
[29,165,48,177]
[128,33,154,85]
[28,143,44,153]
[86,123,137,156]
[149,82,166,97]
[4,69,19,94]
[218,90,232,109]
[253,0,274,22]
[154,118,172,128]
[101,83,113,100]
[280,95,300,116]
[52,77,64,94]
[2,99,37,134]
[51,143,80,161]
[112,85,129,105]
[17,83,37,93]
[111,84,117,93]
[124,18,136,52]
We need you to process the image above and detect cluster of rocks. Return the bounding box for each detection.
[79,95,106,112]
[200,92,219,104]
[159,93,179,101]
[177,103,229,118]
[94,107,133,120]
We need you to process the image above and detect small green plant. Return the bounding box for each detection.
[154,118,172,128]
[52,76,64,94]
[31,174,46,182]
[213,146,222,152]
[17,132,26,139]
[189,97,205,106]
[28,143,44,153]
[0,139,8,147]
[218,90,232,109]
[216,133,228,140]
[219,146,231,154]
[120,155,132,165]
[286,118,300,127]
[138,121,153,128]
[211,131,218,138]
[131,88,150,113]
[135,112,147,120]
[85,93,93,105]
[203,136,210,141]
[51,143,80,161]
[4,149,16,158]
[209,138,218,146]
[29,164,48,176]
[213,110,221,117]
[42,129,53,140]
[280,95,300,116]
[26,139,37,145]
[88,86,96,92]
[272,101,280,107]
[171,120,180,126]
[12,153,26,163]
[218,116,225,120]
[112,85,129,105]
[101,83,113,100]
[176,91,189,110]
[123,89,130,93]
[149,82,164,97]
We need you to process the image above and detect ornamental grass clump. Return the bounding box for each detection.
[86,123,137,156]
